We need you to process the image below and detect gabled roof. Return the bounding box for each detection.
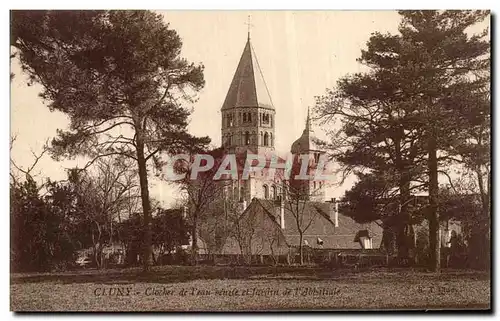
[221,38,274,110]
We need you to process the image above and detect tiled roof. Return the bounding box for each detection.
[253,198,383,249]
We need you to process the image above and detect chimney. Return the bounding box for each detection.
[333,198,338,227]
[280,199,285,229]
[239,200,247,212]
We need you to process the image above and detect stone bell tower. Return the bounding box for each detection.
[219,33,281,205]
[220,35,276,156]
[290,108,326,202]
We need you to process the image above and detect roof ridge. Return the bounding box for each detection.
[254,198,290,247]
[249,41,275,109]
[255,198,278,223]
[312,204,336,227]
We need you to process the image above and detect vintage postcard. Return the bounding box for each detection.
[10,10,491,311]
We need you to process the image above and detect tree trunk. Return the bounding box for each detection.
[476,167,489,218]
[92,223,103,269]
[135,132,153,272]
[298,232,304,265]
[398,178,412,264]
[395,224,406,263]
[235,222,245,256]
[109,220,113,248]
[191,210,198,265]
[428,135,440,272]
[93,245,99,269]
[474,167,490,270]
[394,134,412,262]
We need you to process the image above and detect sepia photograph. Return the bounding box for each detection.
[9,9,491,311]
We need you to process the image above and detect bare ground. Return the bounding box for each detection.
[10,266,491,311]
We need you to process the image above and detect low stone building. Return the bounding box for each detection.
[220,198,383,259]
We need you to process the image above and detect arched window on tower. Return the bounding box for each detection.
[263,184,269,199]
[262,113,269,125]
[243,113,247,122]
[270,115,273,126]
[314,152,320,164]
[263,132,269,146]
[248,113,252,122]
[270,133,273,147]
[245,131,250,145]
[272,185,277,200]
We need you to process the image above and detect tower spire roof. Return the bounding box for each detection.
[291,107,320,153]
[221,36,274,110]
[306,106,312,132]
[246,15,252,40]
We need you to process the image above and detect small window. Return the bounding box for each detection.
[243,113,247,122]
[245,131,250,145]
[262,113,270,125]
[361,237,373,249]
[272,185,277,200]
[263,132,269,146]
[263,185,269,199]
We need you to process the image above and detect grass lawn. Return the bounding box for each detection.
[10,266,490,311]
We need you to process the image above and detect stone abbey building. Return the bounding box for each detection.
[193,33,384,257]
[219,34,327,205]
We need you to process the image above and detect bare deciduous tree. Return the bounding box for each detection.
[70,157,139,269]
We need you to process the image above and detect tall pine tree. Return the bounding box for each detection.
[317,10,489,271]
[11,10,210,271]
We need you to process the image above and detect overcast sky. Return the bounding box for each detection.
[10,11,489,206]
